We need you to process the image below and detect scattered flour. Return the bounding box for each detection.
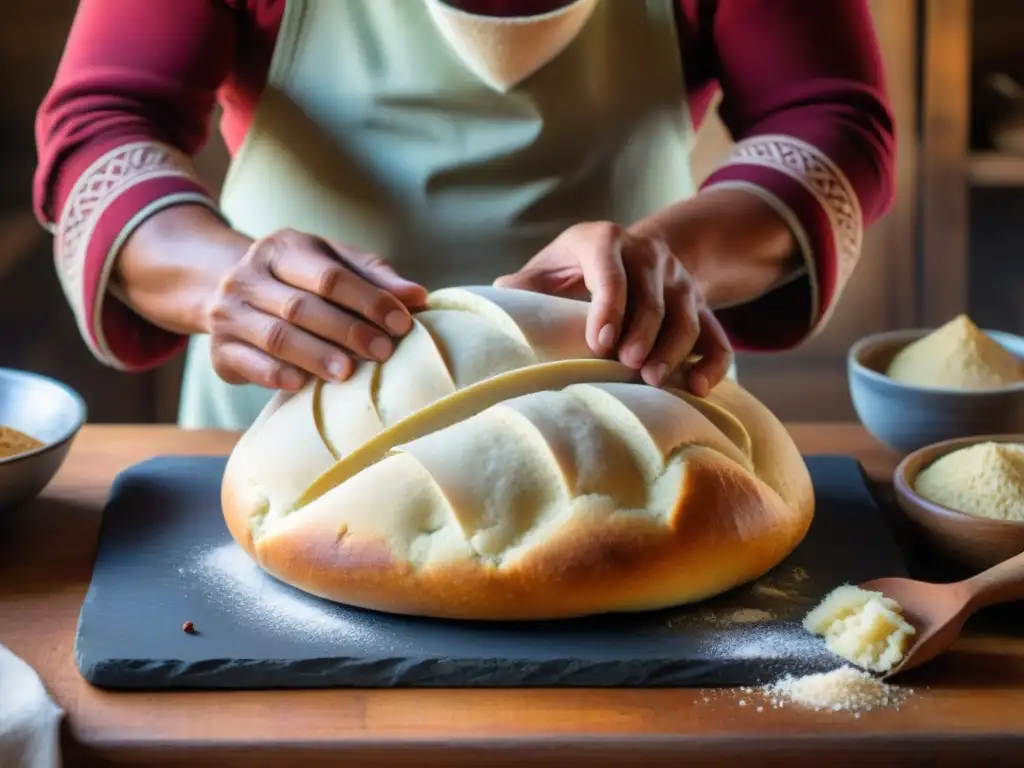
[178,542,385,646]
[749,567,812,602]
[180,544,884,707]
[691,619,838,679]
[666,567,814,632]
[751,584,802,601]
[696,668,915,718]
[719,608,775,624]
[689,605,916,717]
[760,665,912,714]
[668,607,779,631]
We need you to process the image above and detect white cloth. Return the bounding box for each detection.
[0,643,62,768]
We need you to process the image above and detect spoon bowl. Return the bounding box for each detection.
[861,549,1024,680]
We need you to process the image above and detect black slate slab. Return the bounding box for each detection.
[75,454,907,690]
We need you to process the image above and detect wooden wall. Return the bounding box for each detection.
[0,1,919,425]
[920,0,1024,340]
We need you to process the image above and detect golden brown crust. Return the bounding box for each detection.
[220,286,815,620]
[703,379,815,521]
[250,447,799,620]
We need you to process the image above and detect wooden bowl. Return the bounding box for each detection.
[893,434,1024,572]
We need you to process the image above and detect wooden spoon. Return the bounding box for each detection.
[860,549,1024,680]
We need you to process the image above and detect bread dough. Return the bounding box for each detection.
[221,286,816,620]
[803,585,915,673]
[886,314,1024,389]
[915,441,1024,522]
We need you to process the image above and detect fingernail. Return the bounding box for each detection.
[384,310,411,335]
[690,372,708,397]
[327,359,349,380]
[648,362,668,386]
[281,369,305,390]
[624,342,647,369]
[369,336,393,361]
[598,324,616,351]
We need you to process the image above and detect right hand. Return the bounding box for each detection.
[205,228,428,391]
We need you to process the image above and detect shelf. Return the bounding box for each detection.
[968,152,1024,186]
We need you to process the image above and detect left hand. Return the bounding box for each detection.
[494,221,733,396]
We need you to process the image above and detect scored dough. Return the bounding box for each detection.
[221,285,815,620]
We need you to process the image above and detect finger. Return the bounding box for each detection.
[616,251,665,370]
[687,307,735,397]
[268,239,416,336]
[245,280,396,364]
[325,239,430,308]
[230,303,357,383]
[370,267,429,308]
[579,238,628,357]
[212,339,308,392]
[640,286,701,388]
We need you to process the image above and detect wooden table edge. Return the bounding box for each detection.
[5,423,1022,767]
[66,732,1024,767]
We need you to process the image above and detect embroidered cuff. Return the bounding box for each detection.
[54,141,217,371]
[701,134,863,352]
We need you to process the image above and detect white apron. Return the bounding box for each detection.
[179,0,724,430]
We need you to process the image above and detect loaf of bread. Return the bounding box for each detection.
[221,286,815,620]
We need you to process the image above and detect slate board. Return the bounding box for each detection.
[75,454,907,690]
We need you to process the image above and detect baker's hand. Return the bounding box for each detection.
[205,229,428,391]
[494,221,733,396]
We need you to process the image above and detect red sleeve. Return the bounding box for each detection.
[692,0,896,352]
[33,0,247,371]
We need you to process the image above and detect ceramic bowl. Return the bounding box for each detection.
[893,433,1024,571]
[0,367,87,512]
[847,328,1024,454]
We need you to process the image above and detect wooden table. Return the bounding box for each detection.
[2,424,1023,767]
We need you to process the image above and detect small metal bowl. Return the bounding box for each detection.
[0,367,87,512]
[847,327,1024,454]
[893,434,1024,571]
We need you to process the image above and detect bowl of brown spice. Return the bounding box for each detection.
[0,367,86,512]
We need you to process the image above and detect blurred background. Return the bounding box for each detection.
[0,0,1019,424]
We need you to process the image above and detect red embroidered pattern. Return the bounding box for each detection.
[54,141,200,363]
[721,134,863,293]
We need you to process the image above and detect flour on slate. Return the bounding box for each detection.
[181,542,377,644]
[692,619,838,680]
[699,623,828,660]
